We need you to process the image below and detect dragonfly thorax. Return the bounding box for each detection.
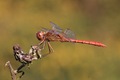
[36,31,46,41]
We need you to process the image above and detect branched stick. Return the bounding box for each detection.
[5,44,50,79]
[5,61,17,80]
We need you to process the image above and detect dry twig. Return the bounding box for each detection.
[5,61,17,80]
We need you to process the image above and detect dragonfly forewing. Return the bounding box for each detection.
[50,21,63,33]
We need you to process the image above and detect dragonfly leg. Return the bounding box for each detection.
[41,42,54,58]
[47,42,54,53]
[38,39,45,45]
[40,41,46,50]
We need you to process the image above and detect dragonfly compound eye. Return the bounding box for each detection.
[36,31,44,40]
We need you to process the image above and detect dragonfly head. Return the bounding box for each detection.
[36,31,45,41]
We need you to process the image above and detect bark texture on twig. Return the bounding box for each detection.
[5,61,17,80]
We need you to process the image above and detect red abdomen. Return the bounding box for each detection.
[68,39,106,47]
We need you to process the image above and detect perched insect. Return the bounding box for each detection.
[36,22,106,53]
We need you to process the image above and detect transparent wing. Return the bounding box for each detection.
[50,22,75,39]
[50,21,63,33]
[64,28,76,39]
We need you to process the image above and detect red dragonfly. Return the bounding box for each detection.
[36,22,106,53]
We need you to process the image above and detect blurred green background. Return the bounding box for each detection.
[0,0,120,80]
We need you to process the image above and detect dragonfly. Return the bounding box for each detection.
[36,22,106,54]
